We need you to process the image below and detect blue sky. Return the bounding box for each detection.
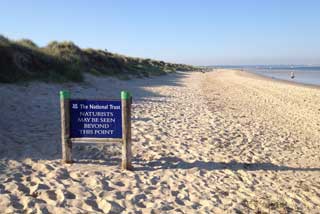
[1,0,320,65]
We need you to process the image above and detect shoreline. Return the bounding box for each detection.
[234,69,320,90]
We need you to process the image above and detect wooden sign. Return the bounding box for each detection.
[59,91,133,170]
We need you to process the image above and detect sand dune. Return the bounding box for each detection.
[0,69,320,213]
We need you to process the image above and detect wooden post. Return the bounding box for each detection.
[60,90,72,163]
[121,91,133,170]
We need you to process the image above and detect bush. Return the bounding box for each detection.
[15,39,38,48]
[0,35,10,47]
[0,35,197,83]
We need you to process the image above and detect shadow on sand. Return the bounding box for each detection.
[71,156,320,172]
[132,157,320,172]
[0,71,190,161]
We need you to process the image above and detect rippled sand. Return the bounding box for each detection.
[0,69,319,213]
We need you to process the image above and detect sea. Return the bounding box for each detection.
[216,65,320,86]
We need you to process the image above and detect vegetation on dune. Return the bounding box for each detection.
[0,35,197,83]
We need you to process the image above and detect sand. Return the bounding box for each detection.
[0,69,320,213]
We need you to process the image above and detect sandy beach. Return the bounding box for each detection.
[0,69,320,213]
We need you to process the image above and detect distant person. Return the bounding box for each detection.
[291,71,295,79]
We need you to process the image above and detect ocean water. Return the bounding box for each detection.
[245,66,320,86]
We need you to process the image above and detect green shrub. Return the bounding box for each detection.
[90,68,102,76]
[15,39,38,48]
[0,35,10,46]
[0,35,197,83]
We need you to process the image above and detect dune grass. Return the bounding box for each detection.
[0,35,197,83]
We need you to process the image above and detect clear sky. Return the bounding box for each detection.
[1,0,320,65]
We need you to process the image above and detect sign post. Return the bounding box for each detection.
[121,91,133,170]
[60,91,72,163]
[59,90,133,170]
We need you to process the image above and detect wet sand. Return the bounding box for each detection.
[0,69,320,213]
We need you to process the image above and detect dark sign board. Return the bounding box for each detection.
[69,100,122,138]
